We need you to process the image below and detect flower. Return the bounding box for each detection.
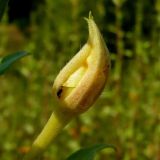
[52,12,110,115]
[24,13,111,159]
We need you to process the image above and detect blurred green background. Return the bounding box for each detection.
[0,0,160,159]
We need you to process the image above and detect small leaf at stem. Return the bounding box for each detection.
[66,144,116,160]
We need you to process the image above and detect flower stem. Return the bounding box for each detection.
[23,112,72,160]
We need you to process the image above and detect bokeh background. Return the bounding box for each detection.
[0,0,160,159]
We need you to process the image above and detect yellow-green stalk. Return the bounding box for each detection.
[24,12,110,159]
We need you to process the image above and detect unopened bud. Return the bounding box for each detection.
[23,14,111,159]
[52,12,110,115]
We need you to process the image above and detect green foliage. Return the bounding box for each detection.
[0,0,160,159]
[0,0,9,21]
[66,144,116,160]
[0,51,29,75]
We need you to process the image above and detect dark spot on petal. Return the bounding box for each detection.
[57,87,63,98]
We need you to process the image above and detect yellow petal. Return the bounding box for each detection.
[53,12,110,115]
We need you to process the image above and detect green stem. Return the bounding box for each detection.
[114,3,124,97]
[23,112,72,160]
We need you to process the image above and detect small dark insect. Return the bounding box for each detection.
[57,86,63,98]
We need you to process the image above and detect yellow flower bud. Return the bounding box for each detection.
[52,12,110,115]
[24,13,110,159]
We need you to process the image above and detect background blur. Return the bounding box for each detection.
[0,0,160,159]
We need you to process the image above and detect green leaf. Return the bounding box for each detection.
[0,51,29,75]
[0,0,9,21]
[66,144,116,160]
